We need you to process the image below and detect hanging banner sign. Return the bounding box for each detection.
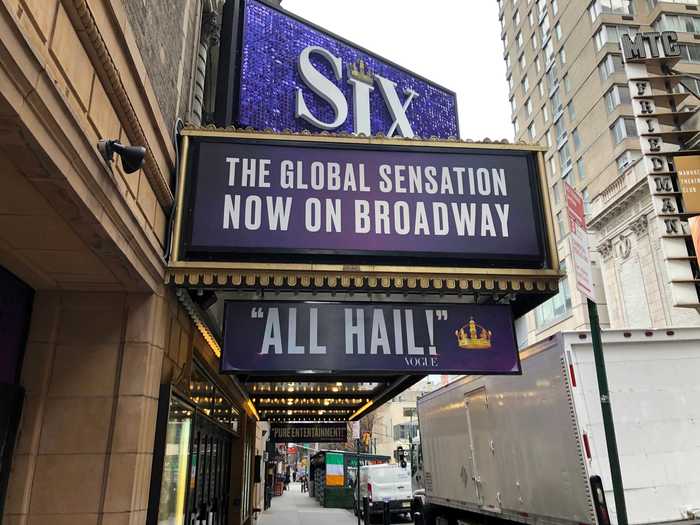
[675,155,700,214]
[270,423,348,443]
[222,301,519,374]
[226,0,458,138]
[181,136,547,267]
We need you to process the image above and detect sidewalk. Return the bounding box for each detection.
[258,482,359,525]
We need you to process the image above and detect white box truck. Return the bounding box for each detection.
[413,328,700,525]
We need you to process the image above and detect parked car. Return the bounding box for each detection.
[354,463,412,522]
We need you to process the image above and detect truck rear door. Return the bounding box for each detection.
[465,387,501,512]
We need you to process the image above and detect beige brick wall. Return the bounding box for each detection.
[2,290,182,525]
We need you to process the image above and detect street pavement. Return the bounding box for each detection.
[258,482,361,525]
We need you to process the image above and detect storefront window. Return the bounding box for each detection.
[189,364,240,433]
[158,397,193,525]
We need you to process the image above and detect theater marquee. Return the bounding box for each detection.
[169,129,559,316]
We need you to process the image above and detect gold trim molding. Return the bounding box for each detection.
[166,265,560,294]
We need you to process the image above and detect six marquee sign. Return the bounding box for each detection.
[218,0,459,138]
[178,133,549,268]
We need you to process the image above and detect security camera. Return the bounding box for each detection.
[98,139,146,174]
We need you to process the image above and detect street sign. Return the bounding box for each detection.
[565,183,594,301]
[351,421,360,440]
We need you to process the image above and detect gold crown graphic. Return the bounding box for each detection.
[348,59,373,84]
[455,317,493,350]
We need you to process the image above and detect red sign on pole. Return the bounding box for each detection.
[565,183,595,302]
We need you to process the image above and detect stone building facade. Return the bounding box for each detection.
[499,0,700,346]
[0,1,263,524]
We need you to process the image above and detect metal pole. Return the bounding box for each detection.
[587,298,629,525]
[356,438,361,525]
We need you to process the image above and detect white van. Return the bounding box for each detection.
[354,463,412,522]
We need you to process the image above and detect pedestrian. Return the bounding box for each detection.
[284,471,290,491]
[293,470,297,482]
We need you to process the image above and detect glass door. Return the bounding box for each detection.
[187,414,232,525]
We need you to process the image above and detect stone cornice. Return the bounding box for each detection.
[67,0,174,208]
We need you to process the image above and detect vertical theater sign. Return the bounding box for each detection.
[168,0,560,423]
[621,31,700,308]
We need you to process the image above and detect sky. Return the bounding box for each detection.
[282,0,513,141]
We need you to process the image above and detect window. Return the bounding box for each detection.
[510,96,516,113]
[611,116,638,144]
[547,64,559,93]
[528,121,537,140]
[679,44,700,64]
[598,54,624,82]
[559,141,572,172]
[541,13,551,41]
[522,75,530,93]
[573,128,582,150]
[514,118,520,135]
[549,156,557,177]
[555,22,562,40]
[583,189,591,215]
[563,73,571,94]
[552,181,561,205]
[605,85,631,112]
[595,25,637,51]
[546,129,553,148]
[552,0,559,16]
[589,0,633,22]
[537,0,547,19]
[577,158,586,181]
[652,13,700,34]
[647,0,700,4]
[543,104,549,123]
[514,10,521,26]
[544,39,555,66]
[538,80,545,98]
[536,56,542,73]
[555,116,567,144]
[526,97,533,116]
[616,150,641,172]
[506,53,512,70]
[517,31,524,49]
[393,422,418,441]
[551,88,563,116]
[556,211,567,237]
[519,53,527,71]
[529,10,535,27]
[508,74,514,91]
[534,266,572,328]
[567,101,576,121]
[559,47,567,65]
[503,32,509,50]
[532,32,539,51]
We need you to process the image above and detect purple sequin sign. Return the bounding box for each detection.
[237,0,459,138]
